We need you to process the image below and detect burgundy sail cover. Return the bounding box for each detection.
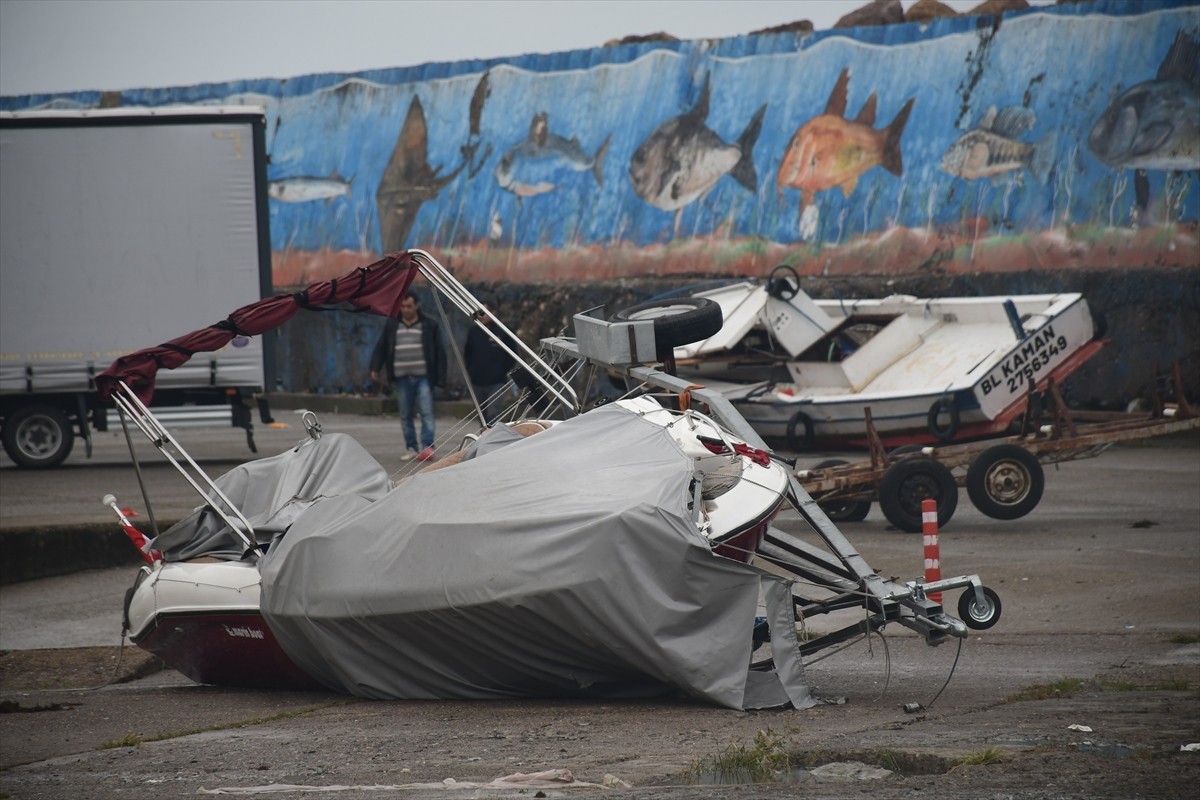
[96,252,417,403]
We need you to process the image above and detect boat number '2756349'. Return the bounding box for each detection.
[979,325,1070,398]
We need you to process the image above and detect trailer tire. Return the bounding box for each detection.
[2,403,74,469]
[878,456,958,532]
[927,398,960,442]
[786,411,814,451]
[966,444,1045,520]
[609,298,723,351]
[811,459,871,521]
[957,585,1002,630]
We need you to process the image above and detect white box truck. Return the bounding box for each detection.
[0,107,274,468]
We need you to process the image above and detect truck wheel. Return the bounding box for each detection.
[812,459,871,521]
[966,444,1045,520]
[609,298,723,350]
[2,404,74,468]
[878,456,957,532]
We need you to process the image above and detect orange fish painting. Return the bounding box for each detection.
[777,68,915,216]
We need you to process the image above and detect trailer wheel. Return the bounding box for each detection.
[957,585,1002,630]
[609,298,723,350]
[811,459,871,521]
[786,411,814,451]
[927,398,960,442]
[878,456,958,532]
[966,444,1045,520]
[2,404,74,468]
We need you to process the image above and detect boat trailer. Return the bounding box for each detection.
[792,366,1198,531]
[543,307,1003,664]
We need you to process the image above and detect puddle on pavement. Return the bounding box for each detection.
[687,748,953,785]
[998,737,1139,759]
[1074,742,1138,758]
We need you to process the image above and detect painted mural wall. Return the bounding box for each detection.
[5,0,1196,282]
[3,0,1197,400]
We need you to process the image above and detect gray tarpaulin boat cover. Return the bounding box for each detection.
[190,403,811,709]
[152,431,394,561]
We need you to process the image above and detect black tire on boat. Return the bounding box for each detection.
[927,398,960,442]
[966,444,1045,520]
[786,411,814,451]
[878,456,958,532]
[609,297,723,350]
[811,459,871,522]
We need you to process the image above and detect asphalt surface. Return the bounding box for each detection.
[0,405,472,531]
[1,410,1197,798]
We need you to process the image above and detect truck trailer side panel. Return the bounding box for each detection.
[0,108,272,467]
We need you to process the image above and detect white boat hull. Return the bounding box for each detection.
[675,281,1100,446]
[125,560,322,689]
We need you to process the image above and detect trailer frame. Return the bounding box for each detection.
[794,363,1198,531]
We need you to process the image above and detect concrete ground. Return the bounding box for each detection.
[1,409,1197,798]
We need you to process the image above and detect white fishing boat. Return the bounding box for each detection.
[617,266,1105,449]
[105,251,1001,709]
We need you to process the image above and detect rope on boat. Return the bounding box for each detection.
[40,630,131,694]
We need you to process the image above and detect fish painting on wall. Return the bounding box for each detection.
[268,173,354,203]
[493,112,611,197]
[1088,29,1200,172]
[1088,29,1199,219]
[629,73,767,234]
[942,106,1056,183]
[376,73,492,252]
[135,0,1192,286]
[776,67,915,232]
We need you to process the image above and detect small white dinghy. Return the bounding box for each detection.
[618,266,1105,448]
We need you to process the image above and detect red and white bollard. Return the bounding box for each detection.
[922,498,942,604]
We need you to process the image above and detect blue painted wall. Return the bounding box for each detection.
[5,0,1195,278]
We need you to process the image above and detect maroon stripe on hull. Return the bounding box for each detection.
[133,612,324,691]
[712,498,783,562]
[713,524,765,562]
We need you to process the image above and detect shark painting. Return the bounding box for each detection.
[375,73,492,252]
[494,112,611,197]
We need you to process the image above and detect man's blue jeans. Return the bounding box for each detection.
[394,375,435,451]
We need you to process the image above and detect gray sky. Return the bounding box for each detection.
[0,0,1050,97]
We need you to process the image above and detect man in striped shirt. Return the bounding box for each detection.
[370,294,447,461]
